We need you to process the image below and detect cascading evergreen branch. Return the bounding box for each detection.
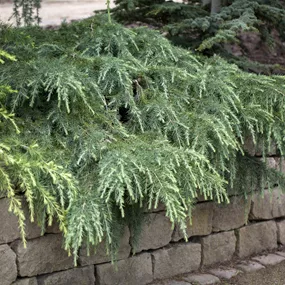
[1,15,285,263]
[113,0,285,69]
[0,50,77,245]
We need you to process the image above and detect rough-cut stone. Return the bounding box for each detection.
[12,278,38,285]
[11,234,74,277]
[151,282,191,285]
[243,136,277,156]
[135,213,173,252]
[147,202,166,213]
[152,243,201,280]
[79,227,131,265]
[235,261,265,273]
[262,158,285,187]
[46,221,61,234]
[250,188,285,220]
[237,221,277,258]
[0,198,42,244]
[96,253,152,285]
[196,193,213,202]
[202,231,236,266]
[276,251,285,258]
[265,157,278,169]
[0,244,17,285]
[37,266,95,285]
[162,280,191,285]
[252,254,285,266]
[172,203,213,242]
[277,220,285,244]
[183,274,220,285]
[274,158,285,174]
[212,196,251,232]
[208,268,240,280]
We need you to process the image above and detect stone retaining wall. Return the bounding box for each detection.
[2,143,285,285]
[2,188,285,285]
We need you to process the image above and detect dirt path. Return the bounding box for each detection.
[0,0,114,26]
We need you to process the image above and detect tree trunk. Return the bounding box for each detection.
[211,0,221,14]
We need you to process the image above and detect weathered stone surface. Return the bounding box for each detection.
[243,135,258,156]
[79,227,131,266]
[235,261,265,273]
[277,220,285,244]
[265,157,285,174]
[152,243,201,280]
[183,274,220,285]
[162,280,191,285]
[150,281,190,285]
[243,136,277,156]
[202,231,236,266]
[12,278,38,285]
[96,253,152,285]
[208,268,240,280]
[11,234,74,277]
[46,221,61,234]
[212,196,251,232]
[196,193,213,202]
[265,157,278,169]
[250,188,285,220]
[237,221,277,258]
[252,254,285,266]
[146,202,166,213]
[37,266,95,285]
[135,213,173,252]
[276,251,285,258]
[0,198,42,244]
[0,244,17,285]
[172,203,213,242]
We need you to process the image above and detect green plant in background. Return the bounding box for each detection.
[113,0,285,71]
[2,1,285,263]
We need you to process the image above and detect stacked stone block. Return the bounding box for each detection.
[2,150,285,285]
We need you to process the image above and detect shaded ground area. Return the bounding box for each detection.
[221,261,285,285]
[0,0,114,26]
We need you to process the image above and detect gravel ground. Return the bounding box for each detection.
[221,261,285,285]
[0,0,114,26]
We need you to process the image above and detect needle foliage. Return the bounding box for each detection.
[1,14,285,262]
[114,0,285,71]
